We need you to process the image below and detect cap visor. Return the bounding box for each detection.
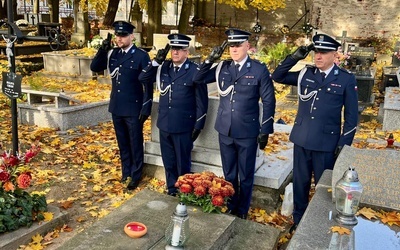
[115,32,129,37]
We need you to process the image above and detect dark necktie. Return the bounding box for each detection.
[174,66,180,74]
[321,72,326,82]
[122,51,126,57]
[235,64,240,77]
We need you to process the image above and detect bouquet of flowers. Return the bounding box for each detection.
[335,50,351,68]
[0,144,40,192]
[394,51,400,60]
[0,144,47,233]
[174,171,235,213]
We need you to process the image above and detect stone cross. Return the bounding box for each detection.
[336,30,352,48]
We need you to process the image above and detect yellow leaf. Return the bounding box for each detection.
[42,212,54,222]
[330,226,351,235]
[31,233,43,244]
[357,207,378,220]
[41,146,54,154]
[92,185,102,192]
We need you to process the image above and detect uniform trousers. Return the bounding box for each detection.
[219,133,258,216]
[160,130,193,194]
[112,114,144,183]
[292,144,335,225]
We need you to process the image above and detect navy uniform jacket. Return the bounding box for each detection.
[193,57,275,138]
[139,59,208,133]
[272,56,358,152]
[90,45,152,117]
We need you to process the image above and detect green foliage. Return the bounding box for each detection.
[0,189,47,233]
[178,193,221,213]
[256,42,292,70]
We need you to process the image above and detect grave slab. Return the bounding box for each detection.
[59,188,280,250]
[288,170,400,250]
[382,87,400,131]
[332,145,400,211]
[18,100,111,131]
[144,98,293,191]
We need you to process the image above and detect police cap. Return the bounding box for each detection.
[168,33,191,50]
[112,21,135,36]
[225,28,251,46]
[312,34,341,52]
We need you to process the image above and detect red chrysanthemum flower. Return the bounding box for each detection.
[208,186,221,196]
[192,178,203,187]
[201,179,212,188]
[180,183,193,194]
[194,186,207,197]
[211,195,224,207]
[0,170,11,182]
[17,172,32,189]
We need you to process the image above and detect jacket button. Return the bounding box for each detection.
[117,90,120,92]
[311,117,314,119]
[232,109,235,111]
[313,107,317,110]
[331,132,334,134]
[318,88,322,91]
[327,88,331,91]
[316,98,319,100]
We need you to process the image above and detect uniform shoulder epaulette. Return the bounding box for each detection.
[223,59,233,66]
[338,67,352,74]
[305,64,316,69]
[138,47,148,53]
[252,59,265,65]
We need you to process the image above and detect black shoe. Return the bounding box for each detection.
[167,192,177,197]
[127,180,139,190]
[237,214,247,220]
[120,177,128,182]
[289,224,297,234]
[225,209,237,216]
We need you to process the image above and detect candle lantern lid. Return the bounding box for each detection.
[174,202,188,217]
[341,167,359,182]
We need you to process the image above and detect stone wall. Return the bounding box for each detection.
[200,0,400,39]
[311,0,400,38]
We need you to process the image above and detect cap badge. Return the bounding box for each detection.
[174,34,178,39]
[230,30,235,35]
[319,35,324,41]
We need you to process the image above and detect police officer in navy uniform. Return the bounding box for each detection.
[139,34,208,195]
[90,21,152,190]
[272,34,358,231]
[193,29,276,219]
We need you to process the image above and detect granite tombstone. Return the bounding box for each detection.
[332,145,400,211]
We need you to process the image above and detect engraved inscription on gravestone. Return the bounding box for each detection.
[351,47,375,66]
[332,146,400,211]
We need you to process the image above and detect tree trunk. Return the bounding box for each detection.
[48,0,59,23]
[178,0,193,34]
[194,0,206,19]
[102,0,120,28]
[146,0,162,47]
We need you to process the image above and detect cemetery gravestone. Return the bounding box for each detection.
[351,47,375,69]
[332,145,400,211]
[392,41,400,67]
